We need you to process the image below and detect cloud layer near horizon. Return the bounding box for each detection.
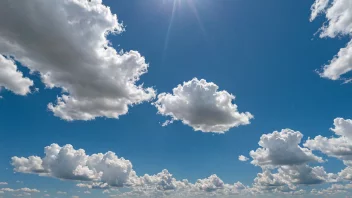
[12,119,352,197]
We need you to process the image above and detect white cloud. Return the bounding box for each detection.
[154,78,253,133]
[13,142,342,197]
[304,118,352,181]
[312,0,352,38]
[320,40,352,81]
[130,169,192,191]
[57,191,67,195]
[311,0,352,81]
[76,182,109,189]
[278,165,336,185]
[310,0,330,21]
[0,183,7,185]
[0,188,39,193]
[249,129,323,167]
[0,0,155,120]
[19,188,40,193]
[252,165,336,194]
[194,174,225,192]
[252,169,290,192]
[238,155,249,162]
[0,55,33,96]
[12,144,249,198]
[246,128,339,194]
[12,144,133,187]
[311,183,352,196]
[120,173,249,198]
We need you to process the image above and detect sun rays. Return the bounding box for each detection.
[163,0,207,51]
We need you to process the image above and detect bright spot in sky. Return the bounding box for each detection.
[164,0,206,51]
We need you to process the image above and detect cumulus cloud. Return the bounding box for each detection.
[320,40,352,81]
[304,118,352,181]
[121,174,249,198]
[312,0,352,38]
[154,78,253,133]
[130,169,192,191]
[252,165,336,194]
[250,129,323,167]
[238,155,249,162]
[0,188,39,193]
[311,0,352,81]
[304,118,352,162]
[0,182,7,185]
[13,142,342,197]
[12,144,249,198]
[278,165,337,185]
[311,183,352,196]
[0,55,33,96]
[12,144,133,187]
[245,128,339,194]
[0,0,155,120]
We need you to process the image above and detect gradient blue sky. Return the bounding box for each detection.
[1,0,352,197]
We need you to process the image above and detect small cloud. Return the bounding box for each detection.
[57,191,67,195]
[238,155,249,162]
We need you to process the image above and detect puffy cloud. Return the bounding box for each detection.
[311,183,352,196]
[12,144,249,198]
[304,118,352,181]
[312,0,352,38]
[76,182,109,189]
[11,156,45,173]
[238,155,249,162]
[246,128,339,194]
[120,174,248,198]
[311,0,352,81]
[0,0,155,120]
[130,169,192,191]
[154,78,253,133]
[12,144,133,187]
[320,40,352,81]
[252,165,336,194]
[0,188,15,192]
[278,165,336,185]
[252,169,289,192]
[0,55,33,96]
[250,129,323,167]
[0,182,7,185]
[304,136,352,162]
[19,188,40,193]
[0,188,39,193]
[14,142,342,197]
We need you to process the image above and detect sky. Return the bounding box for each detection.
[1,0,352,197]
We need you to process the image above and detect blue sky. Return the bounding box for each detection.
[1,0,352,197]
